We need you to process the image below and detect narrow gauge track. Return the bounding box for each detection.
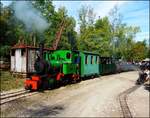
[119,85,141,118]
[1,89,26,96]
[0,89,38,105]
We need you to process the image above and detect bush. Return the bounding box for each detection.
[0,71,24,92]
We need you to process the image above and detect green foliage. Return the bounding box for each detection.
[0,2,148,62]
[0,45,11,58]
[131,40,148,61]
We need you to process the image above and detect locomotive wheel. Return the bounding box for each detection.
[48,82,56,89]
[25,85,32,90]
[50,84,56,89]
[76,77,81,83]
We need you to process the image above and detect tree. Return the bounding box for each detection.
[1,1,148,62]
[78,6,88,34]
[108,5,141,60]
[94,17,112,56]
[0,2,19,59]
[131,40,148,61]
[78,5,95,34]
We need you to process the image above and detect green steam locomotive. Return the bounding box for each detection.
[25,44,117,91]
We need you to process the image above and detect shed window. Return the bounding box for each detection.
[85,55,88,64]
[11,49,15,56]
[21,49,25,56]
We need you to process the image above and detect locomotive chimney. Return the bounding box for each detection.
[39,42,44,59]
[38,33,44,59]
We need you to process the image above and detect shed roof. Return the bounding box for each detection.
[11,43,51,51]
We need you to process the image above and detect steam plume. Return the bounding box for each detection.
[13,1,49,33]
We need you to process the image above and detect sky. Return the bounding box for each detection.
[1,1,149,42]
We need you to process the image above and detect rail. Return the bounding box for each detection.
[0,89,38,105]
[119,85,141,118]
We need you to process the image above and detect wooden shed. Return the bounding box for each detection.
[10,44,39,77]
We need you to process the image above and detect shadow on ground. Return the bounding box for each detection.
[24,104,64,117]
[144,84,150,92]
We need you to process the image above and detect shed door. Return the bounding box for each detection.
[21,49,26,72]
[15,49,22,72]
[11,56,15,71]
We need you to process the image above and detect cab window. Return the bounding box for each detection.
[74,56,80,64]
[57,55,60,60]
[51,55,55,60]
[66,53,71,59]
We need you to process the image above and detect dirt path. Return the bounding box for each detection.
[1,71,149,117]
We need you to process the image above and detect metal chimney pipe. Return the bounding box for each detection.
[39,42,44,59]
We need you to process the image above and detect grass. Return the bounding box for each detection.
[0,71,24,92]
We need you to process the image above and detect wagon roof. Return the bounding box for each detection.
[73,50,99,55]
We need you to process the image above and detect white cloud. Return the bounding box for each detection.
[53,1,127,32]
[1,1,12,6]
[53,1,72,11]
[135,32,149,42]
[95,1,127,18]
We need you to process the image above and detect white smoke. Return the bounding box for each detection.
[13,1,49,33]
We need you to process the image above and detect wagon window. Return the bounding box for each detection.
[106,59,109,64]
[96,56,99,64]
[11,49,15,56]
[109,59,111,64]
[91,56,94,64]
[85,55,88,64]
[97,56,99,64]
[99,58,101,63]
[106,59,108,64]
[108,59,110,64]
[103,59,106,64]
[110,59,112,64]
